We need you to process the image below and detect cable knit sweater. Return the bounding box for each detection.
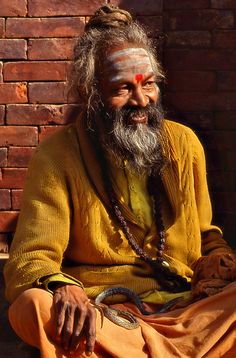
[4,116,231,303]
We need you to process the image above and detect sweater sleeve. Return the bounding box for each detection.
[190,129,232,256]
[4,145,72,302]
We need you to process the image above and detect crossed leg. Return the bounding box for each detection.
[8,282,236,358]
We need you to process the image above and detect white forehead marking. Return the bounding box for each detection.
[107,47,149,62]
[106,47,154,83]
[111,58,151,71]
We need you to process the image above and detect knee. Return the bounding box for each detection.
[9,288,53,329]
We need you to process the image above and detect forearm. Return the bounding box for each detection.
[34,273,84,294]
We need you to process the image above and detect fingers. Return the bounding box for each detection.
[52,285,97,355]
[84,307,97,356]
[69,304,96,355]
[54,295,68,339]
[64,305,86,352]
[61,304,76,351]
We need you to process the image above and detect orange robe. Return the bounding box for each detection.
[9,282,236,358]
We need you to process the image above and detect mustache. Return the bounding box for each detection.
[97,101,166,175]
[104,103,163,128]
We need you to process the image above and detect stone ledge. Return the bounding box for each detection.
[0,253,9,259]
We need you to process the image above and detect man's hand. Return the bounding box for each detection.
[52,284,96,356]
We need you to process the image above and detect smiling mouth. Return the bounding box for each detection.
[129,114,148,124]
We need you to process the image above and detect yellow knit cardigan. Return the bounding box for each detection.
[4,116,230,303]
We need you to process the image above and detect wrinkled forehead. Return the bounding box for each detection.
[105,47,154,82]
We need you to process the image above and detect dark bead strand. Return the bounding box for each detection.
[109,185,152,264]
[148,174,191,291]
[148,174,166,263]
[100,154,190,292]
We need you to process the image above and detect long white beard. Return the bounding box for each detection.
[100,105,166,175]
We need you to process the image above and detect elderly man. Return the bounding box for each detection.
[4,5,236,358]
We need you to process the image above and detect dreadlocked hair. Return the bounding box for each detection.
[69,4,164,111]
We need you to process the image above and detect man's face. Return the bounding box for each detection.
[99,45,159,124]
[94,45,165,175]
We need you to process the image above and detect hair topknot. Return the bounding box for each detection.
[70,4,164,110]
[85,4,133,31]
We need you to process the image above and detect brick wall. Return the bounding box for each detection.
[0,0,235,250]
[162,0,236,248]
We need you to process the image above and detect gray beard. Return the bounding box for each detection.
[99,104,166,175]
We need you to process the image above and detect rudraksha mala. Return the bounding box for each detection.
[102,162,190,293]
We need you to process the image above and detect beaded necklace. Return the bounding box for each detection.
[102,162,191,293]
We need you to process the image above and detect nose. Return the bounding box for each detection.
[128,87,148,108]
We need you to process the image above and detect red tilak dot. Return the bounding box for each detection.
[135,73,143,82]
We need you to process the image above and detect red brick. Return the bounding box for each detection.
[0,189,11,210]
[206,150,234,171]
[0,83,27,104]
[136,16,163,36]
[111,0,162,15]
[165,92,236,111]
[0,126,38,146]
[215,111,236,129]
[0,168,27,189]
[28,38,76,60]
[0,105,5,124]
[215,214,236,235]
[213,31,236,48]
[7,104,69,125]
[165,10,234,30]
[28,0,106,16]
[211,0,236,8]
[166,71,216,91]
[200,131,236,151]
[164,49,236,70]
[0,0,26,16]
[28,82,68,104]
[163,0,210,9]
[213,192,236,211]
[39,125,61,142]
[0,18,4,37]
[12,189,23,210]
[4,62,70,81]
[180,112,214,130]
[6,17,85,38]
[0,148,7,167]
[8,147,35,167]
[208,171,236,191]
[218,71,236,90]
[0,40,27,60]
[0,211,18,232]
[166,31,211,48]
[224,152,236,171]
